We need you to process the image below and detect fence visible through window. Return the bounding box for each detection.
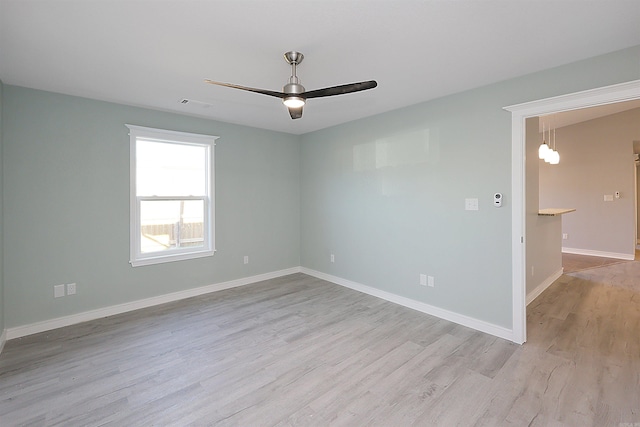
[140,199,205,253]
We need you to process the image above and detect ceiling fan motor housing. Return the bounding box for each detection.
[283,82,305,95]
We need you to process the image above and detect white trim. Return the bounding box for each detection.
[301,268,515,342]
[127,124,218,267]
[6,267,301,340]
[5,267,519,343]
[125,125,219,145]
[635,161,638,252]
[0,329,6,355]
[504,79,640,345]
[130,248,216,267]
[526,268,563,306]
[562,247,635,261]
[508,100,527,344]
[504,80,640,117]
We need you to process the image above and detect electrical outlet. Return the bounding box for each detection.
[66,283,76,295]
[244,255,249,264]
[330,254,335,263]
[562,233,568,240]
[427,276,435,287]
[420,274,427,286]
[54,284,65,298]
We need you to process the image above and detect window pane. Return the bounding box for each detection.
[140,200,205,253]
[137,140,207,197]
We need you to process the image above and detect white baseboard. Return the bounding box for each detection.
[6,267,302,340]
[0,329,6,355]
[562,247,635,261]
[6,266,517,344]
[526,268,563,306]
[301,267,515,343]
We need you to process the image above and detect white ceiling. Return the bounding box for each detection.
[541,99,640,130]
[1,0,639,135]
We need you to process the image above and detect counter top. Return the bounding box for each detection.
[538,208,576,216]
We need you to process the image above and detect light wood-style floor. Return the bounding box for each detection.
[1,267,639,426]
[562,250,639,273]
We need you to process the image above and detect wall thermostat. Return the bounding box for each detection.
[493,193,503,207]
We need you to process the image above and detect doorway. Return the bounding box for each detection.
[505,79,640,344]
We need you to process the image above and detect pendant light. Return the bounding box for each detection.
[549,128,560,164]
[543,123,554,163]
[540,118,560,165]
[538,122,550,159]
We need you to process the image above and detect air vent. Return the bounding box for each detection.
[179,98,214,108]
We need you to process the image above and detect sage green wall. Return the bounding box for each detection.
[300,46,640,329]
[2,45,639,333]
[0,79,5,336]
[3,86,300,328]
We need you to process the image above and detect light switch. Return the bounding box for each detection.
[465,198,479,211]
[604,194,614,202]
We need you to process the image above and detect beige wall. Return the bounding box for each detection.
[540,108,640,257]
[526,117,563,298]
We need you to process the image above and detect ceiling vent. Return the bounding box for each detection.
[179,98,215,108]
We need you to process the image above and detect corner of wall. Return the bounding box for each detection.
[0,329,6,355]
[526,268,563,306]
[0,78,5,346]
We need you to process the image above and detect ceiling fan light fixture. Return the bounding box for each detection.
[283,97,305,108]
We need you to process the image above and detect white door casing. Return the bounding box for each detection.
[505,79,640,344]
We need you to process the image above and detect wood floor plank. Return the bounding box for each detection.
[2,269,640,426]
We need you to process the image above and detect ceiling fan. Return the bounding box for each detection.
[205,51,377,120]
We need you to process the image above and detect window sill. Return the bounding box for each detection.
[130,249,216,267]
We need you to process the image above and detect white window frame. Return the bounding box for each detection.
[127,124,218,267]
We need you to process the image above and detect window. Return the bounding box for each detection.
[127,125,217,267]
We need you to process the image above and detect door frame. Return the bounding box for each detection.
[635,159,638,249]
[505,79,640,344]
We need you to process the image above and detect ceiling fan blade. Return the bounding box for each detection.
[288,106,303,119]
[205,79,286,99]
[303,80,377,99]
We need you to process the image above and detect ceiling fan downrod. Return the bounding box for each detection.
[283,51,305,106]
